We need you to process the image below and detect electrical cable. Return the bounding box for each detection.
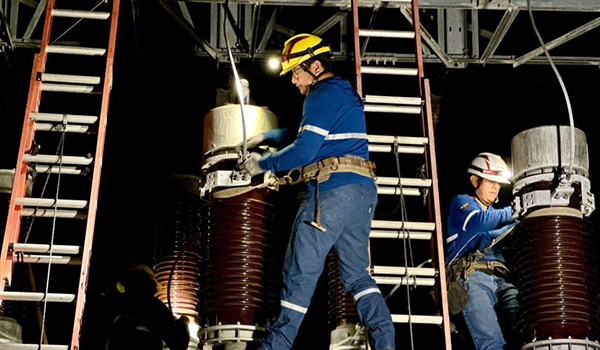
[526,0,575,175]
[382,141,416,350]
[222,0,249,161]
[38,119,67,347]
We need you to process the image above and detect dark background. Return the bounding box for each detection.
[1,1,600,349]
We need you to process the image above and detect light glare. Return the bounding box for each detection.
[267,56,280,71]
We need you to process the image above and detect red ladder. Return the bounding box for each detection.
[351,0,451,349]
[0,0,120,348]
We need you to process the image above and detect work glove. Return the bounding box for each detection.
[235,134,265,152]
[239,152,264,177]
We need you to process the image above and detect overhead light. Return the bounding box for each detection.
[267,56,281,72]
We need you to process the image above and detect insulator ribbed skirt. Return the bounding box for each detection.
[326,248,359,327]
[199,188,282,326]
[153,176,202,318]
[513,215,599,340]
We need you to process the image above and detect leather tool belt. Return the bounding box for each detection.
[467,260,510,279]
[284,155,377,185]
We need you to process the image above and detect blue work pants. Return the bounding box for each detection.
[260,184,395,350]
[461,270,520,350]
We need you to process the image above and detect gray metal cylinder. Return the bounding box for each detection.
[511,125,589,182]
[202,104,278,157]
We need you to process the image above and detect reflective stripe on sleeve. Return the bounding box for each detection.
[324,132,368,140]
[446,233,458,244]
[280,300,308,314]
[353,287,381,302]
[462,210,480,231]
[298,125,329,137]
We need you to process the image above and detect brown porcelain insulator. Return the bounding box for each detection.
[326,248,360,327]
[199,188,282,326]
[153,175,202,318]
[513,215,599,340]
[155,251,201,317]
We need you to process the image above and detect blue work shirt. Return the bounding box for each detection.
[445,194,516,264]
[259,76,375,193]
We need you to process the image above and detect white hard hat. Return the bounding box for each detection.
[467,152,511,184]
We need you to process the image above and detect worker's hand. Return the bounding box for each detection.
[235,134,266,152]
[239,152,264,177]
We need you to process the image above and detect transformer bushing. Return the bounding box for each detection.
[198,104,285,350]
[510,126,600,350]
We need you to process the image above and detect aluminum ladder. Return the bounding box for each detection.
[351,0,452,349]
[0,0,120,348]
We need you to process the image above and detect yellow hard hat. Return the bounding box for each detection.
[280,34,331,76]
[116,263,162,297]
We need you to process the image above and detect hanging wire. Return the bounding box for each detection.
[222,0,249,161]
[38,118,67,347]
[382,141,416,350]
[526,0,575,175]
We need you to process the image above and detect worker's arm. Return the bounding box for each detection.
[463,206,515,233]
[261,127,295,147]
[259,92,335,172]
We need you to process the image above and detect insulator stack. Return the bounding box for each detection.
[513,213,599,340]
[511,126,599,349]
[199,188,282,326]
[326,248,359,327]
[153,175,202,318]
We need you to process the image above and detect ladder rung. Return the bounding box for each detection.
[368,144,424,154]
[361,66,418,76]
[0,345,69,350]
[31,165,86,175]
[35,123,91,133]
[52,9,110,20]
[391,314,443,325]
[40,73,101,85]
[31,113,98,124]
[23,154,93,165]
[364,95,422,106]
[20,208,88,219]
[372,266,436,276]
[374,276,435,286]
[359,29,415,39]
[0,292,76,302]
[376,177,431,187]
[12,243,81,255]
[41,83,94,94]
[364,104,422,114]
[367,135,428,145]
[377,187,420,196]
[47,45,106,56]
[15,254,82,265]
[16,198,88,209]
[371,220,435,232]
[370,230,432,240]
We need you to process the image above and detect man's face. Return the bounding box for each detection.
[291,63,314,95]
[475,177,501,205]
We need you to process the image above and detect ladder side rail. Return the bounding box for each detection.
[70,1,120,348]
[421,78,452,350]
[0,55,41,292]
[351,0,362,97]
[0,0,56,292]
[410,0,425,87]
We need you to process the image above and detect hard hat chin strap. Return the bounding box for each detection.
[300,62,327,86]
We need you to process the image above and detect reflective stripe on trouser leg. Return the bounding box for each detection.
[334,184,396,350]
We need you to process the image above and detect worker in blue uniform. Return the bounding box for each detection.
[445,152,521,350]
[239,33,395,350]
